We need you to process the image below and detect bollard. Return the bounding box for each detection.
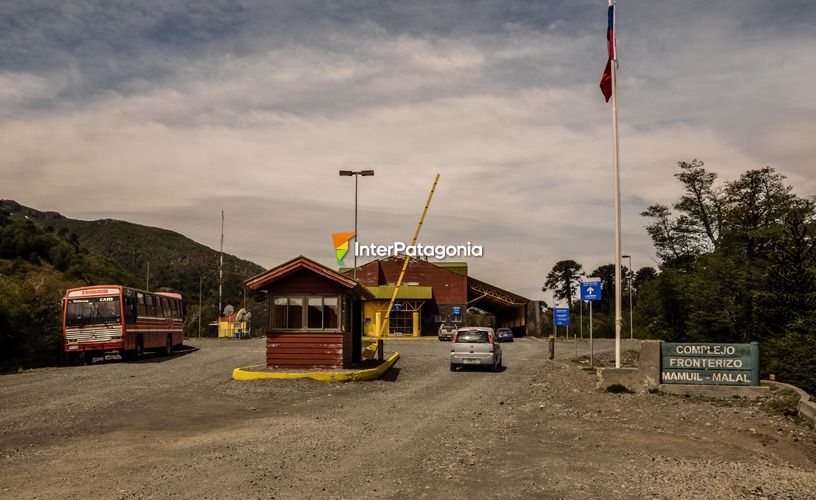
[548,335,555,360]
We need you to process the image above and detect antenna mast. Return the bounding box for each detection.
[218,210,224,317]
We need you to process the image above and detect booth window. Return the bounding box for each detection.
[287,297,303,329]
[272,295,341,331]
[307,297,323,328]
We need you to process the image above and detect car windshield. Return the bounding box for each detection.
[455,330,488,343]
[497,329,511,334]
[66,297,121,327]
[441,324,455,330]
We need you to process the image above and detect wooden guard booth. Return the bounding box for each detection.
[245,256,373,369]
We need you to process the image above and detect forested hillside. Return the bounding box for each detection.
[1,200,264,306]
[0,200,267,370]
[0,209,138,369]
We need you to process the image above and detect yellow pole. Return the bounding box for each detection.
[412,312,420,337]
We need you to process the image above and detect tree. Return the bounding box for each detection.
[633,266,657,292]
[544,260,582,309]
[755,208,816,338]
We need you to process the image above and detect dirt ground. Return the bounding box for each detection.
[1,337,814,499]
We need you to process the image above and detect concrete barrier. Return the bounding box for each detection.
[767,381,816,427]
[658,384,769,399]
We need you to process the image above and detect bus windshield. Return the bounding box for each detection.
[66,297,121,327]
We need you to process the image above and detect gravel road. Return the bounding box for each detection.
[1,337,814,499]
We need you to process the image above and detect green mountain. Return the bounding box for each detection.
[0,200,264,307]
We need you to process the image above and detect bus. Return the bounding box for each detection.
[63,285,184,363]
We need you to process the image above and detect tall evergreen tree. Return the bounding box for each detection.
[544,260,582,309]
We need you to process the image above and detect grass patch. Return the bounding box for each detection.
[766,386,801,418]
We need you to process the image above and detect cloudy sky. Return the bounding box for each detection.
[2,1,815,300]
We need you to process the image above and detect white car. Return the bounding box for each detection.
[450,327,502,372]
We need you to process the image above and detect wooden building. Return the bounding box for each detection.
[245,256,373,369]
[344,256,535,338]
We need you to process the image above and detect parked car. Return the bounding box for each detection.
[438,323,457,341]
[450,327,502,372]
[495,328,514,342]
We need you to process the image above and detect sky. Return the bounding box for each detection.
[2,1,815,300]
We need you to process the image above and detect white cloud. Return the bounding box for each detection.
[2,0,815,300]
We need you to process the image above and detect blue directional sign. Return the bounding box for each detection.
[580,280,602,301]
[393,303,402,312]
[453,306,461,315]
[554,307,570,326]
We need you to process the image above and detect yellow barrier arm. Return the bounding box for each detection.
[363,173,440,360]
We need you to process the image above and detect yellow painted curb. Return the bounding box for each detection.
[231,352,400,382]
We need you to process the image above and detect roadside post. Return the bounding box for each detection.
[580,277,602,367]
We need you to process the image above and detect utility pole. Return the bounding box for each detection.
[146,261,150,292]
[218,210,224,317]
[623,254,634,340]
[339,170,374,280]
[198,274,203,338]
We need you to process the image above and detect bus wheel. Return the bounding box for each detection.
[165,335,174,356]
[83,351,94,365]
[135,337,144,358]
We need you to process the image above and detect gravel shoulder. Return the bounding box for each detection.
[1,337,814,499]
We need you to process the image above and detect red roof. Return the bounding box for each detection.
[244,255,374,299]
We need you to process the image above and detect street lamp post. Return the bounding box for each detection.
[622,254,633,340]
[339,170,375,280]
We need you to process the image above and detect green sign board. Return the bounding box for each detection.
[661,342,759,386]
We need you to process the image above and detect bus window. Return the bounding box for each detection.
[171,300,179,318]
[161,298,171,318]
[145,295,155,317]
[136,293,146,316]
[125,296,137,324]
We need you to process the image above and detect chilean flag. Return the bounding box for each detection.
[599,2,615,102]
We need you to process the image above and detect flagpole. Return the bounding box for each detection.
[610,0,622,369]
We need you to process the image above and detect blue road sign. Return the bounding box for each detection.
[393,303,402,312]
[453,306,461,315]
[580,281,602,301]
[554,307,570,326]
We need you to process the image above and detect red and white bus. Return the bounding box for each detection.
[63,285,184,363]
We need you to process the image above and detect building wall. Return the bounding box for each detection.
[363,300,423,337]
[266,332,351,369]
[218,319,248,338]
[355,257,467,304]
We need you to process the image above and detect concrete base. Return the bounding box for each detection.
[596,340,662,393]
[598,368,640,391]
[658,384,770,400]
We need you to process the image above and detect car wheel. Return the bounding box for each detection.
[450,363,457,372]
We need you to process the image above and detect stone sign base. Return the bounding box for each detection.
[596,340,770,400]
[658,383,769,400]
